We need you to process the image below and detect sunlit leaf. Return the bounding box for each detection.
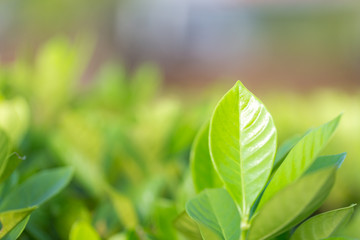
[69,221,100,240]
[258,115,341,210]
[0,207,36,238]
[209,81,277,218]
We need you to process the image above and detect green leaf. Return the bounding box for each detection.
[0,167,74,211]
[0,130,11,181]
[258,115,341,210]
[0,207,36,238]
[248,167,336,240]
[106,187,138,229]
[2,216,30,240]
[174,211,202,240]
[69,221,100,240]
[305,153,346,175]
[198,223,223,240]
[209,81,277,217]
[191,122,222,193]
[186,188,240,240]
[272,135,301,174]
[0,153,25,184]
[290,204,356,240]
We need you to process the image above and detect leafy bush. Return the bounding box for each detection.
[178,81,356,240]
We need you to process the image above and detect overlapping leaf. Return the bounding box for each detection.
[290,204,355,240]
[191,122,222,192]
[248,167,336,240]
[186,188,240,240]
[258,115,341,210]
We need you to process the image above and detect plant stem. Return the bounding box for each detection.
[240,217,250,240]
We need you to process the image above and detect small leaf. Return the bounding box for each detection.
[69,221,100,240]
[106,187,138,229]
[0,207,36,238]
[248,167,336,240]
[290,204,356,240]
[209,81,277,217]
[191,122,222,193]
[258,115,341,210]
[174,211,202,240]
[305,153,346,175]
[186,188,240,240]
[0,167,74,211]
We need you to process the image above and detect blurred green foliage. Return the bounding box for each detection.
[0,36,359,239]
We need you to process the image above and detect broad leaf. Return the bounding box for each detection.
[290,204,356,240]
[186,188,240,240]
[69,221,100,240]
[258,115,341,210]
[209,81,277,217]
[305,153,346,175]
[0,167,73,211]
[191,122,222,193]
[0,207,36,238]
[174,211,202,240]
[248,167,336,240]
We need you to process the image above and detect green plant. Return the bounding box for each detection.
[177,81,356,240]
[0,128,73,239]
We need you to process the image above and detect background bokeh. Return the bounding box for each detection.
[1,0,360,239]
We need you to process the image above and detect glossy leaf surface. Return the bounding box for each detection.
[209,81,277,216]
[290,204,355,240]
[248,168,336,240]
[191,122,222,193]
[186,188,240,240]
[258,115,341,210]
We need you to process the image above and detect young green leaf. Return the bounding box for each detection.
[191,122,222,193]
[258,115,341,210]
[248,167,336,240]
[0,167,73,211]
[186,188,240,240]
[0,207,36,238]
[290,204,356,240]
[209,81,277,218]
[69,221,100,240]
[174,211,202,240]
